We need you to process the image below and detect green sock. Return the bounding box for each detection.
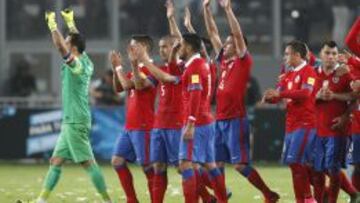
[85,163,110,201]
[40,165,62,200]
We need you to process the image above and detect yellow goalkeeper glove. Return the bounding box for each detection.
[45,11,57,32]
[61,8,76,30]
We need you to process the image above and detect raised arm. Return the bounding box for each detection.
[135,45,178,83]
[184,7,196,34]
[166,0,182,39]
[45,11,69,57]
[109,51,134,91]
[345,17,360,57]
[144,60,178,83]
[45,10,85,75]
[183,8,211,60]
[61,8,79,34]
[222,0,247,57]
[203,0,222,55]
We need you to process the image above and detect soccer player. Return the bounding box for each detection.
[132,33,227,203]
[339,51,360,193]
[264,40,317,203]
[149,37,183,203]
[183,6,230,202]
[350,70,360,193]
[18,9,112,203]
[203,0,279,202]
[312,41,354,203]
[345,17,360,57]
[345,16,360,191]
[145,1,186,202]
[110,35,158,203]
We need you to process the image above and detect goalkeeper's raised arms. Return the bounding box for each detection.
[45,11,57,32]
[61,8,79,34]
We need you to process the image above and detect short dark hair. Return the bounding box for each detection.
[131,34,154,52]
[201,37,213,55]
[321,40,338,49]
[68,33,86,54]
[286,40,307,59]
[182,33,202,53]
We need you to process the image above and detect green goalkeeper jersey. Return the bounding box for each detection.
[61,52,93,124]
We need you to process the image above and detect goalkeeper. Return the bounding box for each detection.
[18,9,112,203]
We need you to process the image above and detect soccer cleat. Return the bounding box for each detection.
[350,192,360,203]
[226,188,232,200]
[211,188,231,202]
[264,191,280,203]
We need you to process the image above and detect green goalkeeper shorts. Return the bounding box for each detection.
[52,123,94,163]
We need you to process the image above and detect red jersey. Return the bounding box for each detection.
[154,62,183,129]
[279,63,317,133]
[182,54,214,126]
[345,17,360,57]
[347,55,360,134]
[216,52,252,120]
[125,66,157,131]
[315,67,352,137]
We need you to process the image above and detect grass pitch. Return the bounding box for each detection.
[0,163,351,203]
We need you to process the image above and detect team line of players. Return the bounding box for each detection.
[108,0,360,202]
[110,0,278,202]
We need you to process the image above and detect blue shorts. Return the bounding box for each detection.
[179,123,215,164]
[313,136,348,171]
[150,128,181,166]
[113,130,151,165]
[282,128,316,165]
[348,135,360,164]
[215,117,251,164]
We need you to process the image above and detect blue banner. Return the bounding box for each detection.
[27,110,62,156]
[25,107,125,160]
[90,107,125,160]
